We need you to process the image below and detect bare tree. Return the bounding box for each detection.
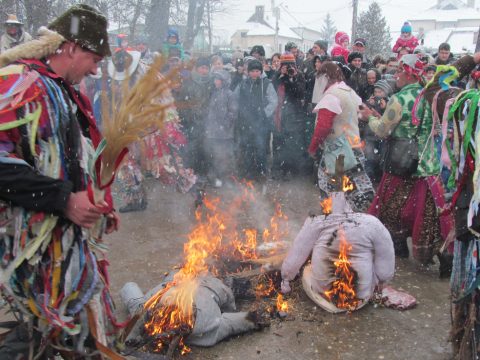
[184,0,206,50]
[145,0,171,51]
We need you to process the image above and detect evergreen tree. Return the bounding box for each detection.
[355,1,392,58]
[319,13,337,48]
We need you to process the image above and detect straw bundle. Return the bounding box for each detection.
[99,56,177,186]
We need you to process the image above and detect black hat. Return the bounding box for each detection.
[314,40,328,50]
[250,45,265,57]
[48,4,110,57]
[195,56,210,68]
[285,42,297,51]
[248,59,263,72]
[348,52,363,63]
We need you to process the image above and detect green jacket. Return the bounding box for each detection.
[368,82,438,177]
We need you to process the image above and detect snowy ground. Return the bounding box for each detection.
[107,177,452,360]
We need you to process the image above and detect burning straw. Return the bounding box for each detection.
[99,56,177,186]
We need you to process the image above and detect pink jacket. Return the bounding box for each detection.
[392,35,419,54]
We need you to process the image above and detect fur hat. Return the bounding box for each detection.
[247,59,263,72]
[348,52,362,63]
[280,52,296,65]
[48,4,110,57]
[250,45,265,57]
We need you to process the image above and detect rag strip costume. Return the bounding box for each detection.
[0,8,125,357]
[367,74,453,264]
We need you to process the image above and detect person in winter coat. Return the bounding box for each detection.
[346,52,368,101]
[308,62,374,212]
[281,192,395,313]
[177,57,212,175]
[351,38,372,70]
[162,27,185,60]
[364,68,381,101]
[272,53,307,177]
[435,42,454,65]
[235,59,278,180]
[331,32,350,64]
[392,22,418,59]
[0,14,31,53]
[204,70,238,187]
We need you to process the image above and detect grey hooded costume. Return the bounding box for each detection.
[281,192,395,312]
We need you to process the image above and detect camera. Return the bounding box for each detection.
[287,65,296,76]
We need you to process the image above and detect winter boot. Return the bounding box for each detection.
[392,236,409,259]
[437,252,453,279]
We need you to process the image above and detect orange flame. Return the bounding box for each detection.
[342,176,354,192]
[276,294,289,312]
[144,181,290,354]
[320,197,332,215]
[324,229,360,311]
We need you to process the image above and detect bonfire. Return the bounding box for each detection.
[141,181,291,355]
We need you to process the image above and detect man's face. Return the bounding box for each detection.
[387,61,398,72]
[214,78,223,89]
[395,67,412,89]
[438,49,450,62]
[67,45,102,84]
[312,44,325,55]
[6,24,19,36]
[351,58,362,69]
[290,47,298,57]
[252,52,261,59]
[353,43,365,53]
[367,71,377,85]
[249,69,261,80]
[196,65,209,76]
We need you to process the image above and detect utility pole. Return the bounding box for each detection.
[272,0,280,53]
[352,0,358,42]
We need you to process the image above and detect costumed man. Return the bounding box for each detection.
[359,54,454,274]
[421,52,480,359]
[0,14,32,53]
[280,192,416,312]
[0,5,123,358]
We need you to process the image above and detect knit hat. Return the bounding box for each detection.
[401,21,412,33]
[280,52,296,65]
[195,56,210,68]
[335,31,349,45]
[354,38,366,46]
[250,45,265,57]
[374,79,393,97]
[348,52,362,63]
[314,40,328,51]
[166,27,179,43]
[48,4,110,57]
[248,59,263,72]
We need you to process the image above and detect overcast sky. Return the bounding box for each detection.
[212,0,439,41]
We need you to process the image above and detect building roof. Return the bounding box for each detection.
[236,15,302,40]
[409,8,480,21]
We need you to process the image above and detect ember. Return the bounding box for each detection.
[320,197,332,215]
[276,294,289,312]
[324,228,360,311]
[342,176,354,192]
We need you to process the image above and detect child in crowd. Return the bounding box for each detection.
[392,22,419,59]
[204,70,238,187]
[331,31,350,64]
[162,27,185,60]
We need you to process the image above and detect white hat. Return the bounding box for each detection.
[5,14,22,25]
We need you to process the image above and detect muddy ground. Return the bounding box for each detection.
[106,177,452,360]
